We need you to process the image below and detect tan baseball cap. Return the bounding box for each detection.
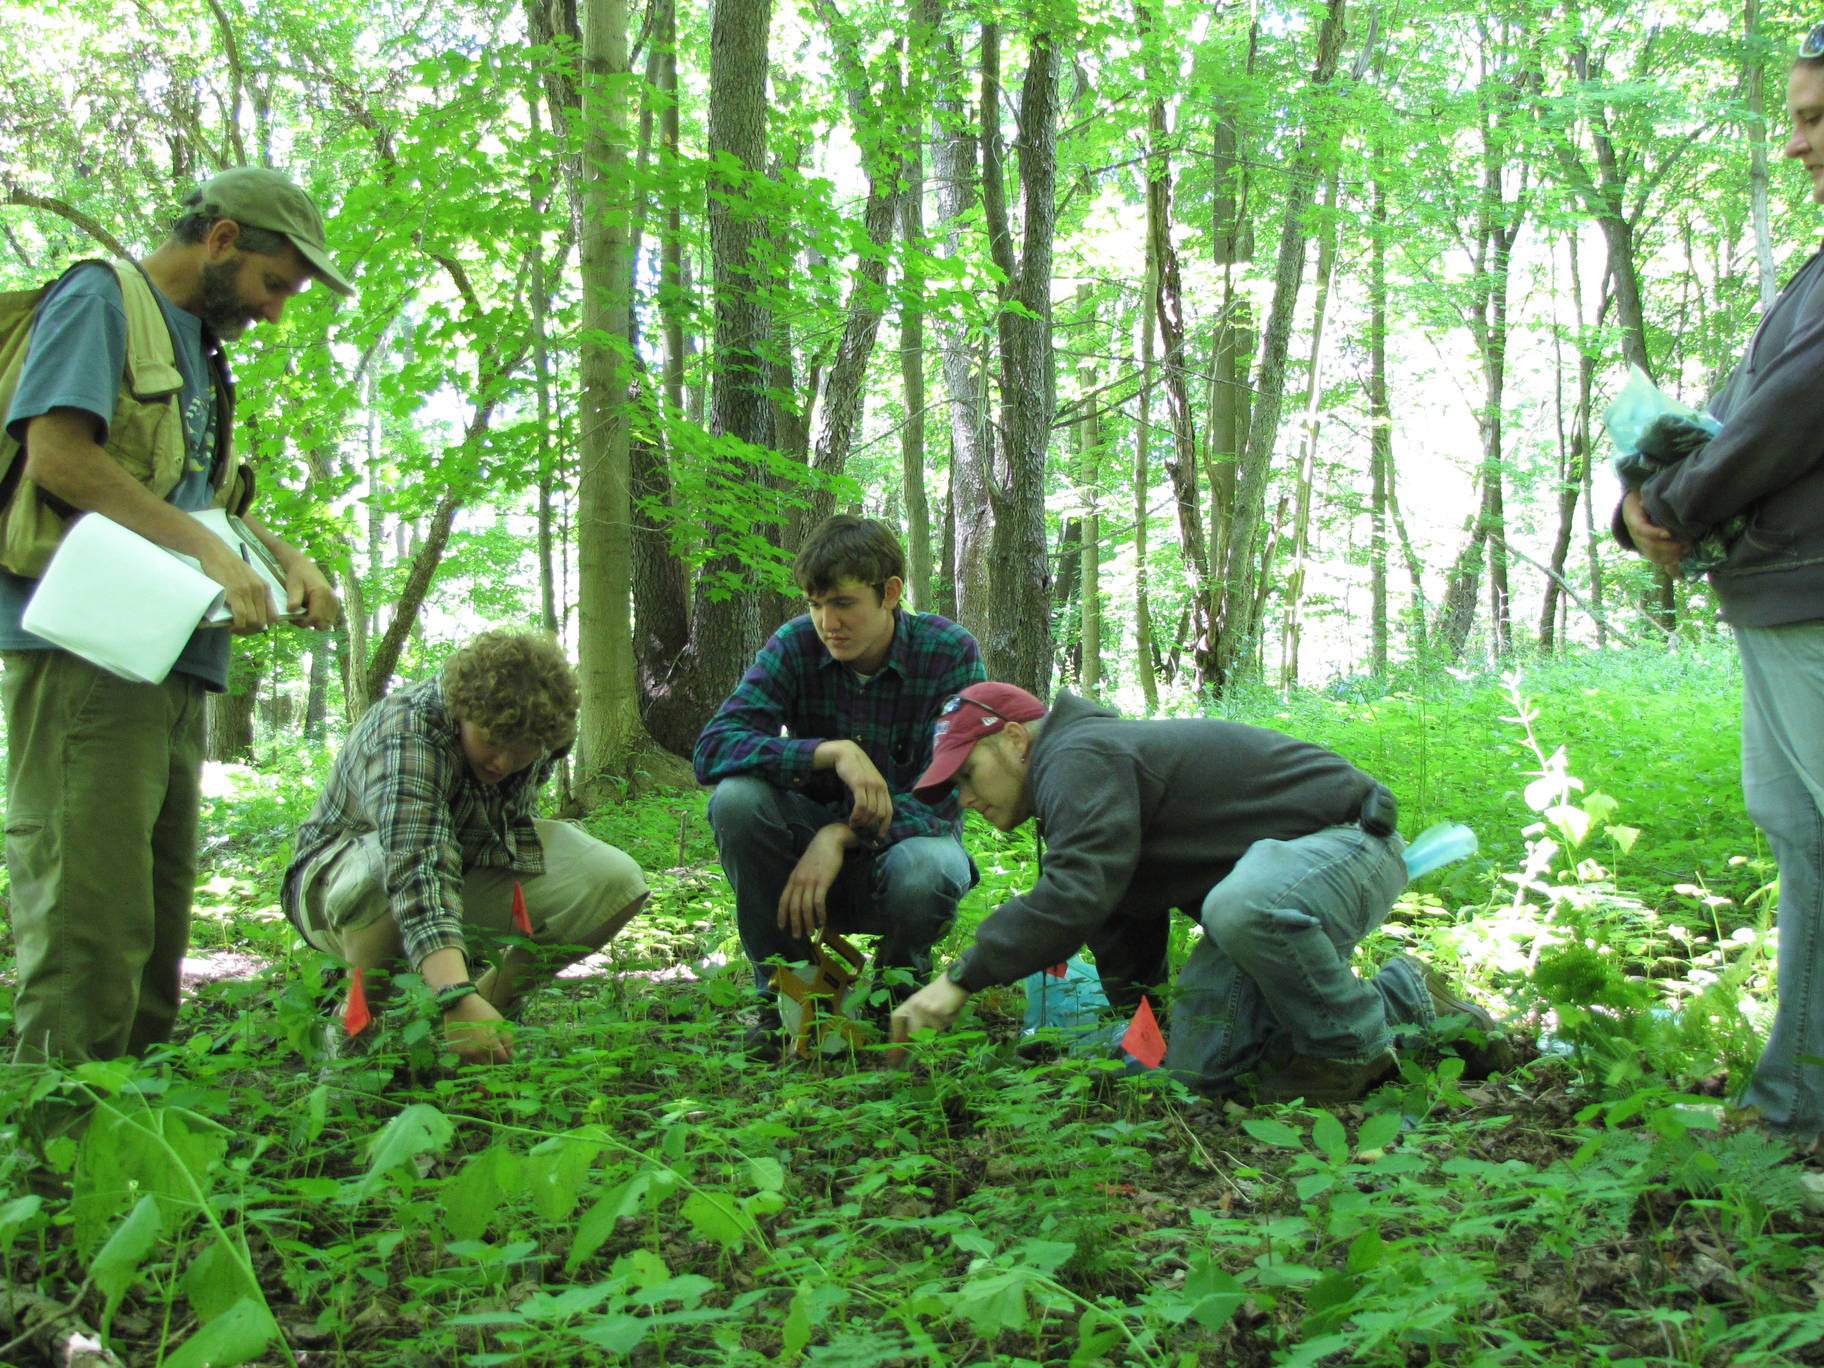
[184,166,354,297]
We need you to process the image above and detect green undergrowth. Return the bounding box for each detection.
[2,645,1819,1366]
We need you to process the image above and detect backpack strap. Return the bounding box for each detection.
[107,261,184,403]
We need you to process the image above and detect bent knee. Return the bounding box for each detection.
[707,776,782,839]
[878,839,970,908]
[1201,895,1318,953]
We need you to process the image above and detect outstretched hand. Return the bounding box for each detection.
[444,993,513,1065]
[777,826,848,938]
[887,976,970,1068]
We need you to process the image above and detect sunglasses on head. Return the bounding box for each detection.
[1803,21,1824,57]
[940,693,1010,725]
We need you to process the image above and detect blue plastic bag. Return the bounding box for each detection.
[1402,822,1478,879]
[1020,955,1108,1046]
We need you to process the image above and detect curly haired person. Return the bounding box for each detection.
[284,630,647,1065]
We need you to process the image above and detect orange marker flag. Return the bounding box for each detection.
[1045,963,1068,978]
[343,967,372,1037]
[512,880,533,936]
[1122,997,1166,1069]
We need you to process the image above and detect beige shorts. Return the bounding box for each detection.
[291,817,646,958]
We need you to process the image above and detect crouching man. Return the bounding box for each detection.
[694,515,984,1057]
[890,684,1510,1103]
[283,630,647,1064]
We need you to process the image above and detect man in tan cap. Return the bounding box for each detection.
[2,166,347,1063]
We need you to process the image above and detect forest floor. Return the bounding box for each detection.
[7,937,1822,1368]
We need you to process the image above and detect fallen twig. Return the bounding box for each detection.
[0,1284,123,1367]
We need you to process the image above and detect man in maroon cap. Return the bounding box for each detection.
[889,684,1510,1103]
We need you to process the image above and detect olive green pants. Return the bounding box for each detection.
[3,650,206,1063]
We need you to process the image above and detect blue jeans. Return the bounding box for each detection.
[1736,622,1824,1138]
[1165,823,1429,1092]
[707,776,972,995]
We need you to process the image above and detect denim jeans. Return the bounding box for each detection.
[1735,622,1824,1138]
[1165,822,1428,1092]
[4,651,206,1063]
[707,776,971,995]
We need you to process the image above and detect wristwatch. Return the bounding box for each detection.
[435,980,480,1012]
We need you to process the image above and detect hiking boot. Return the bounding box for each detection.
[1387,953,1517,1078]
[744,1002,785,1063]
[1254,1050,1397,1105]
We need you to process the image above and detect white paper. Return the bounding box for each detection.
[22,513,223,684]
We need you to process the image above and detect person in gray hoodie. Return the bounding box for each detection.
[1618,35,1824,1146]
[889,682,1509,1103]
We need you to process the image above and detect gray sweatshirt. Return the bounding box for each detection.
[1631,246,1824,627]
[951,692,1378,992]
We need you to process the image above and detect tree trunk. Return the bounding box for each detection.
[1212,0,1347,690]
[206,669,259,762]
[1367,173,1391,677]
[304,639,330,743]
[1204,22,1256,600]
[528,101,563,640]
[364,487,464,701]
[1076,324,1103,695]
[927,0,993,631]
[898,144,934,610]
[980,21,1058,694]
[1279,170,1343,692]
[1134,223,1161,713]
[1148,102,1213,686]
[574,0,651,804]
[638,0,775,755]
[1540,233,1598,654]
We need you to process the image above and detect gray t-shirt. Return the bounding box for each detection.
[1,264,228,688]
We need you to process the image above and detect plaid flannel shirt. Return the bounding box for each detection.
[282,676,556,970]
[692,608,985,847]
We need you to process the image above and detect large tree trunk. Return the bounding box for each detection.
[574,0,654,804]
[206,669,259,762]
[980,22,1058,694]
[1204,23,1256,612]
[638,0,775,755]
[927,0,993,631]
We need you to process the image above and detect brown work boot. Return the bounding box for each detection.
[1254,1050,1398,1105]
[1387,954,1517,1078]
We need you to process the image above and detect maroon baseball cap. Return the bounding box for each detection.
[914,682,1047,801]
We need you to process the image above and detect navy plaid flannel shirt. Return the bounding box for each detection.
[693,609,985,847]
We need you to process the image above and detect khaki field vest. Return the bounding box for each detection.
[0,258,249,579]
